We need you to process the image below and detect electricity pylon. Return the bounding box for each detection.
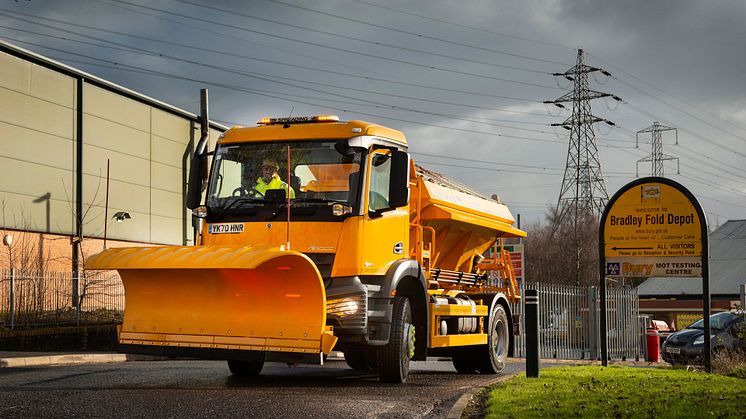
[636,122,679,177]
[545,49,621,231]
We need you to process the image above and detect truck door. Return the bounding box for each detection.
[360,149,410,275]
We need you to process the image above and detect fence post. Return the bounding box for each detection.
[588,286,598,360]
[75,271,80,327]
[9,267,15,329]
[741,284,745,309]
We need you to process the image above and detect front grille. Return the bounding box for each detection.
[305,253,335,278]
[326,293,367,328]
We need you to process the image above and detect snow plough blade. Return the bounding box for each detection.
[86,245,337,361]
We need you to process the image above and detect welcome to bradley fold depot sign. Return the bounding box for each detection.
[602,178,705,278]
[599,176,711,371]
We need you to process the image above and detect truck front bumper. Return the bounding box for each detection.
[325,276,393,347]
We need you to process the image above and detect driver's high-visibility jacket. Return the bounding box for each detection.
[255,174,296,198]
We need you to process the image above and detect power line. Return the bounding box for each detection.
[72,2,562,90]
[612,75,746,148]
[622,101,746,160]
[0,24,559,135]
[130,0,551,76]
[343,0,575,51]
[249,0,569,66]
[0,18,544,108]
[588,52,746,139]
[18,47,580,146]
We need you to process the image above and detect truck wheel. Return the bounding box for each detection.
[476,304,509,374]
[227,359,264,377]
[344,350,376,370]
[451,348,477,373]
[378,297,415,383]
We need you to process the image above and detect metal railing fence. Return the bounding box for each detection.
[512,281,643,361]
[0,269,123,329]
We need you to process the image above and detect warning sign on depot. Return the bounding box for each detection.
[605,257,702,277]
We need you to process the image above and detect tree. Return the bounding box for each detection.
[524,205,600,286]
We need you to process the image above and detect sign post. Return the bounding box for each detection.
[599,177,710,370]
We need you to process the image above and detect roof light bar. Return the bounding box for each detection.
[257,115,340,125]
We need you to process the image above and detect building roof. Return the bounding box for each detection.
[638,219,746,297]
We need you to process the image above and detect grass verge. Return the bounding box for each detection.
[485,366,745,418]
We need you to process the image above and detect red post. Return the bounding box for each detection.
[646,329,660,362]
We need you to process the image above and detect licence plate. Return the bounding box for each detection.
[665,347,680,354]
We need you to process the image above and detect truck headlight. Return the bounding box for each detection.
[339,300,359,315]
[327,294,365,318]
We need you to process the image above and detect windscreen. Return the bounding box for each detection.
[688,312,737,330]
[206,140,363,219]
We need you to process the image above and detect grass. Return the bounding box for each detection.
[484,366,746,418]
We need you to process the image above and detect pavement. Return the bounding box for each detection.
[0,350,349,368]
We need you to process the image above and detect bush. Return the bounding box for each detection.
[712,348,746,378]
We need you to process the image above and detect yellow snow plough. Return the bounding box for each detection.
[87,112,525,382]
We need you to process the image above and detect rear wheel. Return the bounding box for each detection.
[378,297,415,383]
[451,348,477,373]
[227,359,264,377]
[476,304,509,374]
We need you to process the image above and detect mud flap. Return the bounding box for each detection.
[86,245,337,358]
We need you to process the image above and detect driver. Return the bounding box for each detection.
[255,158,295,198]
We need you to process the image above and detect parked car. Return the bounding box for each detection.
[661,311,745,365]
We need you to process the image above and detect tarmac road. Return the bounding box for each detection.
[0,357,524,418]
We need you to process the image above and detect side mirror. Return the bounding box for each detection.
[388,150,409,208]
[186,155,206,209]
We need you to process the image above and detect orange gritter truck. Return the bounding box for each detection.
[86,114,526,383]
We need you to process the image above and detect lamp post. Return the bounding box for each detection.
[3,234,14,329]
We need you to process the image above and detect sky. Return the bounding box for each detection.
[2,0,745,227]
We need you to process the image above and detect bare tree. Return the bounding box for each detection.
[525,205,600,286]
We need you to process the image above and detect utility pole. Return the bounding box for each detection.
[636,122,679,177]
[545,49,621,284]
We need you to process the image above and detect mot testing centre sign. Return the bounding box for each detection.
[599,177,711,371]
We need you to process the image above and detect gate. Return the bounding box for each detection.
[511,282,643,361]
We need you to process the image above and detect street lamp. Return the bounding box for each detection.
[104,212,132,249]
[3,234,14,329]
[112,211,131,223]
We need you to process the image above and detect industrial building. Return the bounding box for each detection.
[0,40,225,274]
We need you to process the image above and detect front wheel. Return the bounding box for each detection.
[344,350,376,371]
[227,359,264,377]
[378,297,415,383]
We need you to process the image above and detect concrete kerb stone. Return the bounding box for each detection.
[0,353,128,368]
[0,353,172,368]
[445,372,518,419]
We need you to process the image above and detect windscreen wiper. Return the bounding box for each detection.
[266,198,343,220]
[213,197,262,219]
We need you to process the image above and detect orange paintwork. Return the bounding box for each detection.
[87,245,336,355]
[220,120,407,146]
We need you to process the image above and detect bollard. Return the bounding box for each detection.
[525,289,539,378]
